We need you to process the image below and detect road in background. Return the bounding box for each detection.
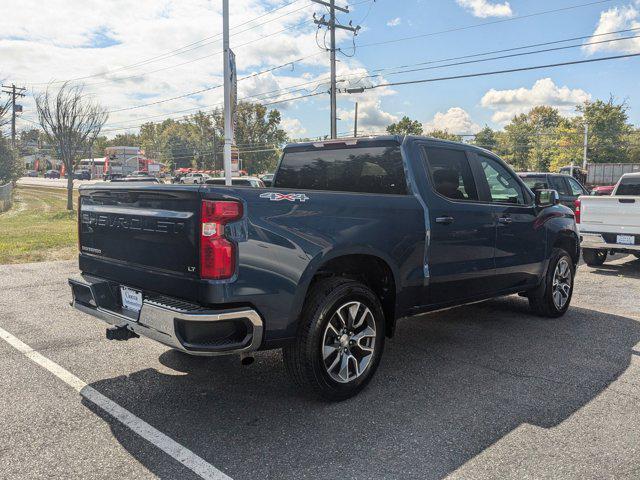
[17,177,105,189]
[1,257,639,479]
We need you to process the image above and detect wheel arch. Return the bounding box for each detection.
[552,229,580,265]
[293,249,400,338]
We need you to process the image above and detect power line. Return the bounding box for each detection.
[343,52,640,92]
[353,0,616,50]
[340,32,640,87]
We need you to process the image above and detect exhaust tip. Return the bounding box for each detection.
[240,354,255,366]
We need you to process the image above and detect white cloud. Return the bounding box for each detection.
[423,107,481,134]
[480,78,591,124]
[335,63,399,134]
[0,0,327,137]
[281,117,306,137]
[456,0,513,18]
[386,17,401,27]
[582,4,640,55]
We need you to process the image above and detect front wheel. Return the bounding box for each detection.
[528,248,575,318]
[583,248,607,266]
[283,278,385,401]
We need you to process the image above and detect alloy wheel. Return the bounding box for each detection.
[552,258,572,310]
[321,301,377,383]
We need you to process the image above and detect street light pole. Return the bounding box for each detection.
[222,0,232,186]
[582,123,589,170]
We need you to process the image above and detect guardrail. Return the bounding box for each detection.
[0,182,13,212]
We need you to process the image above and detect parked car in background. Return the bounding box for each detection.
[590,185,615,196]
[26,170,39,177]
[70,135,579,400]
[70,170,91,180]
[261,173,275,187]
[578,172,640,266]
[518,172,589,211]
[44,170,60,179]
[180,172,209,184]
[205,176,265,188]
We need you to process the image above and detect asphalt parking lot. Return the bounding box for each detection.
[1,257,639,479]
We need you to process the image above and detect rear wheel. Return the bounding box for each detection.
[283,277,385,401]
[528,248,575,318]
[583,248,607,266]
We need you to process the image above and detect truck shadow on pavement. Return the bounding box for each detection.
[84,296,640,480]
[588,256,640,279]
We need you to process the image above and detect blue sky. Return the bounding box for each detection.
[2,0,639,138]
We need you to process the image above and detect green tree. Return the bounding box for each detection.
[473,126,498,151]
[500,114,534,171]
[0,135,21,183]
[579,97,632,163]
[426,129,462,142]
[221,102,288,174]
[550,117,583,172]
[386,116,424,136]
[528,106,562,172]
[107,133,140,147]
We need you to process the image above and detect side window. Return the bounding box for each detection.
[478,155,525,205]
[549,176,570,195]
[422,147,478,201]
[567,177,586,196]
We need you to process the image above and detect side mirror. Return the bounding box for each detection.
[535,189,560,208]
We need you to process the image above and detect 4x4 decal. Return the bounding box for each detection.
[260,192,309,202]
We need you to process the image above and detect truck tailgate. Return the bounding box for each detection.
[580,196,640,233]
[79,185,200,276]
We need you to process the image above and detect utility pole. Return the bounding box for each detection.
[222,0,232,186]
[2,84,26,148]
[312,1,360,139]
[582,123,589,170]
[353,102,359,137]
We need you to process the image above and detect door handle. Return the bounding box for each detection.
[498,216,513,224]
[435,216,455,225]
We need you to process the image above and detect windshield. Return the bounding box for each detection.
[616,177,640,196]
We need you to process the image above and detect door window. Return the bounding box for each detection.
[422,147,478,201]
[478,155,525,204]
[566,177,586,196]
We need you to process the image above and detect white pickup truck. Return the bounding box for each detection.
[577,172,640,266]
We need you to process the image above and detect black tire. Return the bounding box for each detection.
[283,277,385,401]
[528,248,575,318]
[583,248,607,266]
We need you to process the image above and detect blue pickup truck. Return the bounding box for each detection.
[69,136,579,400]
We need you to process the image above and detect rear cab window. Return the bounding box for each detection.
[520,175,548,192]
[616,176,640,196]
[274,143,407,195]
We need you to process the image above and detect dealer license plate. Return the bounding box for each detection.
[120,286,143,313]
[616,235,635,245]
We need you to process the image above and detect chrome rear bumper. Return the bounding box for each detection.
[69,274,263,356]
[580,232,640,252]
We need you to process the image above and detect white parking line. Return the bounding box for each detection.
[0,326,231,480]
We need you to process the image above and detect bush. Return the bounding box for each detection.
[0,136,21,184]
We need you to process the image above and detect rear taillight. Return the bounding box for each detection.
[200,200,243,279]
[574,198,581,224]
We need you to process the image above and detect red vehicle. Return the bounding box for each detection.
[590,185,615,196]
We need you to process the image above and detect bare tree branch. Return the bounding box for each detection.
[35,82,108,210]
